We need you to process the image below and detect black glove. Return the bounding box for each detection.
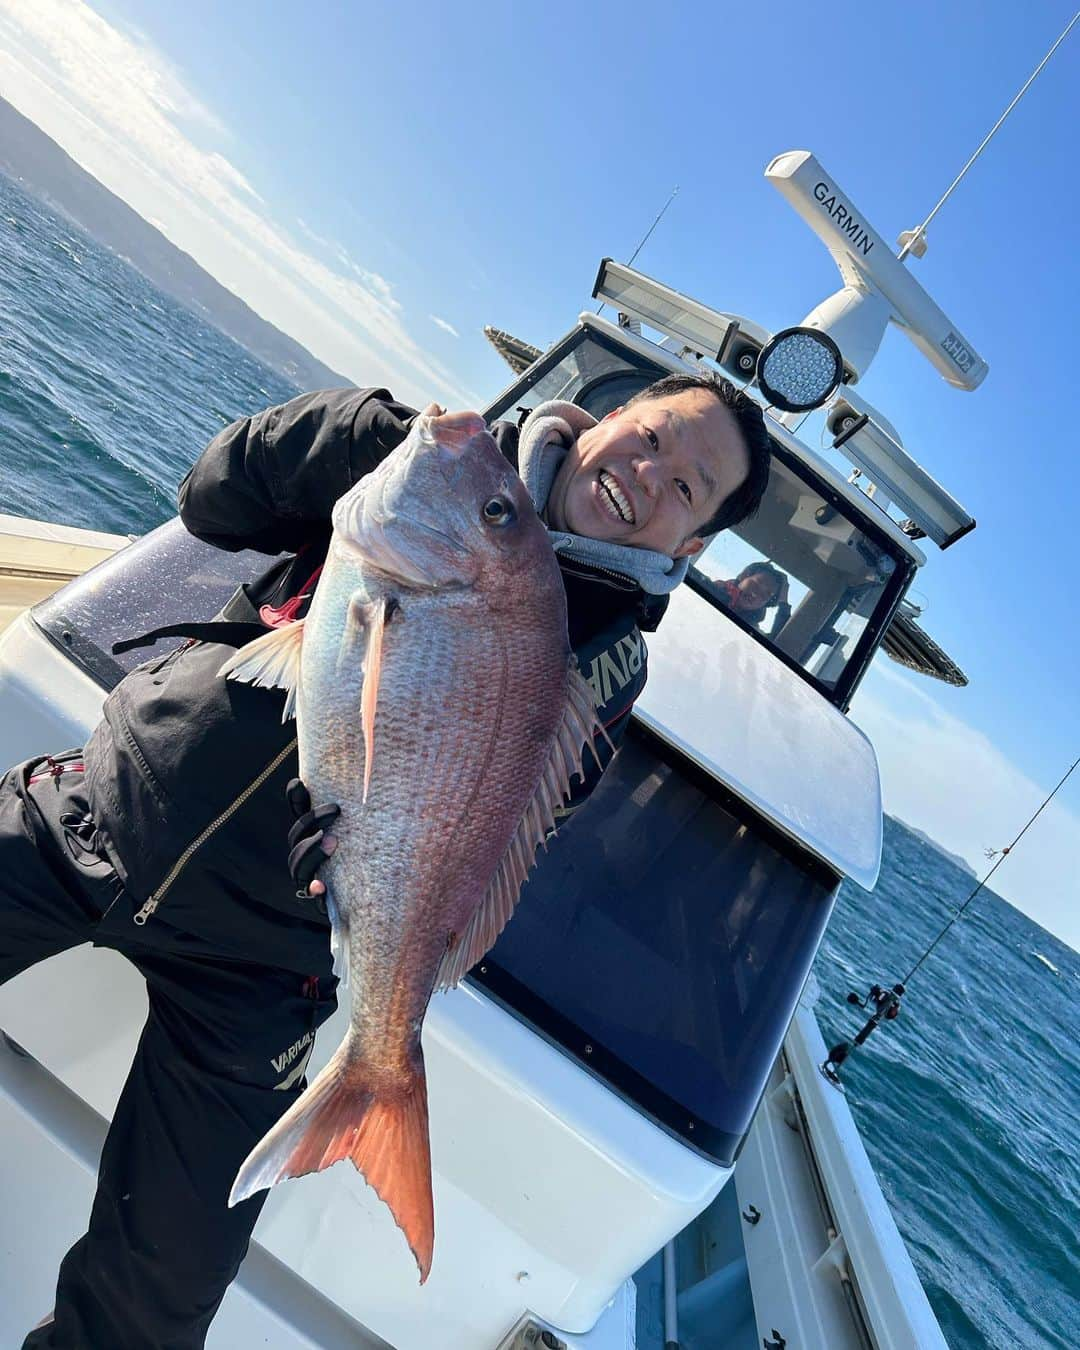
[286,778,340,902]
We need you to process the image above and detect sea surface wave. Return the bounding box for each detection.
[0,173,295,533]
[817,816,1079,1349]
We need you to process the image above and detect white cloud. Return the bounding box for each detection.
[851,661,1079,949]
[0,0,480,407]
[431,315,460,339]
[206,151,263,203]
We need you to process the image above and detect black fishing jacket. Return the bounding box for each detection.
[83,388,661,964]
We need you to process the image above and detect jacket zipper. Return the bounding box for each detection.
[132,737,298,925]
[557,559,638,590]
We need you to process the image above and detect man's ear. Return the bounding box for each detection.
[673,534,704,560]
[602,405,623,422]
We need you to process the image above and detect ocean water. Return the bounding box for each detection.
[0,172,298,534]
[816,818,1078,1349]
[2,169,1077,1349]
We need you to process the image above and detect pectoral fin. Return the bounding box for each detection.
[218,620,305,722]
[360,597,399,804]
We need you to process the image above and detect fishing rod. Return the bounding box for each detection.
[822,753,1079,1085]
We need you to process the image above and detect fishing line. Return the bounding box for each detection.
[899,752,1078,985]
[822,752,1078,1083]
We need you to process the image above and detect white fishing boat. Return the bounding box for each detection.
[0,150,975,1349]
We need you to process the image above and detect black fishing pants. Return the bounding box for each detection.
[0,755,338,1349]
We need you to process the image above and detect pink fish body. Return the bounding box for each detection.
[220,409,600,1280]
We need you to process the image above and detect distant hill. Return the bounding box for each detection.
[889,816,979,878]
[0,95,350,391]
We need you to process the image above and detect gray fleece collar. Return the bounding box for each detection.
[516,400,690,596]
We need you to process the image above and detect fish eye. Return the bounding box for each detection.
[482,496,516,526]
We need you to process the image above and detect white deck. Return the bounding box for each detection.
[0,512,129,636]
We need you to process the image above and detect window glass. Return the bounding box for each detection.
[485,328,663,424]
[691,450,899,688]
[471,726,836,1164]
[32,518,279,689]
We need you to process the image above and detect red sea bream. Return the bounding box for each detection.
[219,407,601,1281]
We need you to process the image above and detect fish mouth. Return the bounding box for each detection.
[597,468,636,525]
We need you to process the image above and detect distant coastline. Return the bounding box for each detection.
[888,816,978,878]
[0,95,349,392]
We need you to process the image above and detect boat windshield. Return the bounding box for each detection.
[470,721,837,1165]
[31,521,284,690]
[487,323,912,704]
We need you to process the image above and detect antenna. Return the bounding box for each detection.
[626,185,679,269]
[596,186,679,315]
[898,13,1079,260]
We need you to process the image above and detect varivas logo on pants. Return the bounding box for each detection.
[271,1029,315,1089]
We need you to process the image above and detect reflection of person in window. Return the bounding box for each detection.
[717,562,791,638]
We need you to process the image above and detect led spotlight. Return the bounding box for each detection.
[755,327,843,413]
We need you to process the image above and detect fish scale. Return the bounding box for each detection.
[333,617,513,1049]
[218,407,602,1282]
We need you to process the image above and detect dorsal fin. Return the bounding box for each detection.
[435,664,603,991]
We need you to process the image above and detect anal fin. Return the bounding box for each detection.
[325,888,350,988]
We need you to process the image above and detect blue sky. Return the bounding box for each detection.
[0,0,1076,942]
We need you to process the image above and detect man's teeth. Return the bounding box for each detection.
[599,470,635,524]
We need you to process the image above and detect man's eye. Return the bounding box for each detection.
[645,427,658,450]
[676,479,692,503]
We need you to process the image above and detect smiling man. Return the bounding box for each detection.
[7,371,771,1350]
[546,379,759,558]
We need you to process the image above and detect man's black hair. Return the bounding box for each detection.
[625,372,771,535]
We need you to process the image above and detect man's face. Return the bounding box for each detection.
[545,388,750,558]
[735,571,778,611]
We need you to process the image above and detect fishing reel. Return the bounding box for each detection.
[846,983,905,1015]
[821,983,905,1086]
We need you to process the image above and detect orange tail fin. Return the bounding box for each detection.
[229,1041,434,1282]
